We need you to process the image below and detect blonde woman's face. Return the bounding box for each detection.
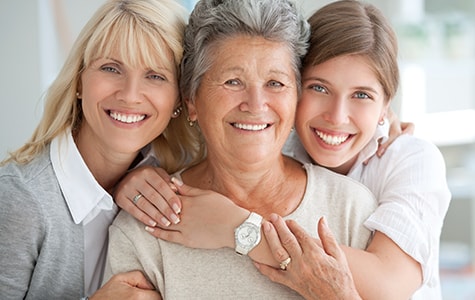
[296,54,388,175]
[76,51,178,158]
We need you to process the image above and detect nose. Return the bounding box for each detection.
[117,75,143,104]
[322,97,349,125]
[239,85,268,113]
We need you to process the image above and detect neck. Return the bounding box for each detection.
[74,131,138,194]
[182,154,306,216]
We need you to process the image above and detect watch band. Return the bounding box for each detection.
[235,212,263,255]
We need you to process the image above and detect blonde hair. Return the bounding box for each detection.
[3,0,204,173]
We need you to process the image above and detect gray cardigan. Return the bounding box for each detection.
[0,146,85,299]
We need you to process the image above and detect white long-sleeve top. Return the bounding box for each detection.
[283,126,451,300]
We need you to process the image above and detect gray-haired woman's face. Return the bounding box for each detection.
[187,35,298,164]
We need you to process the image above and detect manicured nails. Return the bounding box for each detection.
[145,226,155,233]
[161,217,171,227]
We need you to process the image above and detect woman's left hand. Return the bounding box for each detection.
[255,214,361,300]
[146,178,250,250]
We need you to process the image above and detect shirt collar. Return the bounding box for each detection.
[50,131,114,224]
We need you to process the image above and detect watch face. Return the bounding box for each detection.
[236,224,259,247]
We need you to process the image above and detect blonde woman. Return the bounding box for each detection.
[0,0,202,299]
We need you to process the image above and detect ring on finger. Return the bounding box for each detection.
[132,193,143,205]
[279,257,291,270]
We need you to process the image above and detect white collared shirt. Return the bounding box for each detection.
[50,131,118,296]
[283,122,451,299]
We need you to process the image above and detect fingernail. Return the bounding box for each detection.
[145,226,155,233]
[171,177,183,186]
[171,214,180,224]
[161,217,171,227]
[149,220,157,227]
[172,203,181,214]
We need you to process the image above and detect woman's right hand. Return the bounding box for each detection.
[255,215,362,300]
[114,166,182,228]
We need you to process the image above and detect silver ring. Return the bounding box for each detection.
[132,193,143,205]
[279,257,291,270]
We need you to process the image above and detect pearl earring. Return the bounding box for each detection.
[187,116,195,127]
[172,107,182,118]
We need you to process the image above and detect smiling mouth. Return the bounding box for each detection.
[232,122,270,131]
[109,111,146,124]
[315,130,350,146]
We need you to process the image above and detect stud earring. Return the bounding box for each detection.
[187,116,195,127]
[378,119,385,126]
[76,92,81,99]
[172,107,182,118]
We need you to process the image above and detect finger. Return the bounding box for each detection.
[114,270,155,290]
[172,177,205,197]
[254,262,289,287]
[269,214,302,257]
[144,224,184,244]
[317,217,345,261]
[262,220,291,264]
[285,219,323,255]
[401,121,415,135]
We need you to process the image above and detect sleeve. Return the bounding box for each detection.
[0,174,46,298]
[364,137,451,286]
[103,212,165,294]
[103,222,144,284]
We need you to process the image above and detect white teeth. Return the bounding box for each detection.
[110,111,146,124]
[316,130,349,146]
[233,123,268,131]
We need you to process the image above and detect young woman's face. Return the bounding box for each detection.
[296,54,388,174]
[188,35,298,165]
[77,50,178,157]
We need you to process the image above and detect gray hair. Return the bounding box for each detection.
[180,0,310,102]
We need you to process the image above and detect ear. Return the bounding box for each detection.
[186,98,198,121]
[379,102,391,123]
[76,80,83,99]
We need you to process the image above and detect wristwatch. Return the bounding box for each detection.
[234,212,263,255]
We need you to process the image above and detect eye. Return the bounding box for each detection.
[310,84,327,94]
[224,78,241,86]
[147,73,166,81]
[354,91,371,100]
[101,65,120,74]
[268,80,284,88]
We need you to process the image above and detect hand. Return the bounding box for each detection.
[145,178,249,249]
[90,271,161,300]
[114,166,181,228]
[375,108,414,158]
[255,214,361,300]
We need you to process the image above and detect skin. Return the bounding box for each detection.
[76,54,178,192]
[114,45,419,299]
[77,50,178,298]
[297,55,389,175]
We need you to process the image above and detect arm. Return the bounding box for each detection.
[0,179,44,298]
[117,174,423,298]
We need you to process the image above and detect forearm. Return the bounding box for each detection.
[343,232,422,300]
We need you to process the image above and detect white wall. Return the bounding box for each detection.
[0,0,103,160]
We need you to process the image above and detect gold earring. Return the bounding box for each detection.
[187,116,195,127]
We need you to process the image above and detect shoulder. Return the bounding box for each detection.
[304,163,376,205]
[385,134,444,162]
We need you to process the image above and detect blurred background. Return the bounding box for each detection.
[0,0,474,298]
